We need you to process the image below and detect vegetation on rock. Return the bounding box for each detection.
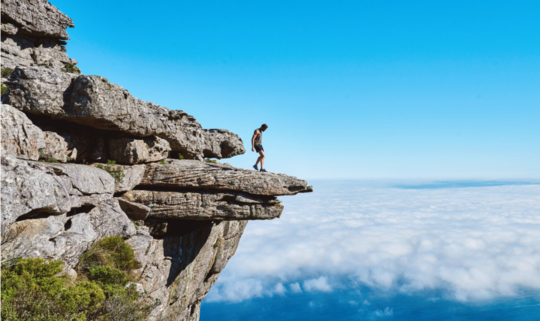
[205,158,217,164]
[1,67,14,78]
[96,160,125,184]
[1,238,158,321]
[62,63,81,74]
[38,148,59,163]
[1,84,8,96]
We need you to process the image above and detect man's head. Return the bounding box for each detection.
[261,124,268,131]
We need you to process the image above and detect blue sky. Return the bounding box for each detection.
[52,0,539,179]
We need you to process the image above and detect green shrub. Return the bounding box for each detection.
[2,254,158,321]
[178,153,184,160]
[78,236,140,274]
[159,159,166,164]
[37,148,59,163]
[1,67,14,78]
[96,160,125,184]
[204,158,217,164]
[62,63,81,74]
[1,84,8,96]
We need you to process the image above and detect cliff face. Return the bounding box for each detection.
[0,2,312,320]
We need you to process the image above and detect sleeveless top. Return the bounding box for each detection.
[254,128,263,145]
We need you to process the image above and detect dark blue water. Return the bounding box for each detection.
[201,289,540,321]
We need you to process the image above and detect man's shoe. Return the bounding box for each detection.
[260,169,267,172]
[253,165,258,170]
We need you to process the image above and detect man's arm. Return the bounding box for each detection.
[251,130,259,152]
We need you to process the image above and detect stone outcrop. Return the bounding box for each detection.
[1,103,45,160]
[140,159,313,196]
[5,69,246,160]
[0,1,313,321]
[1,0,77,71]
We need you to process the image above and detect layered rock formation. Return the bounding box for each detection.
[1,1,312,320]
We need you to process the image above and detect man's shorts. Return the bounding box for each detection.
[255,144,264,152]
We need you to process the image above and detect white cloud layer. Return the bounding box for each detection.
[207,181,540,303]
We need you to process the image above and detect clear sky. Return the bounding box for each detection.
[52,0,539,180]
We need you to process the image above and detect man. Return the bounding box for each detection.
[252,124,268,172]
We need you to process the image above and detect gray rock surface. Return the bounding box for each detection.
[1,0,74,39]
[42,131,70,162]
[109,136,171,164]
[141,159,313,196]
[2,199,136,267]
[117,198,151,220]
[127,220,247,321]
[1,156,115,232]
[122,190,283,220]
[1,104,45,160]
[114,164,146,193]
[6,68,245,160]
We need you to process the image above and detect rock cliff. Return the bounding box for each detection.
[0,1,312,320]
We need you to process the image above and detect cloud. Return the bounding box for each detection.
[206,182,540,303]
[373,307,393,317]
[303,276,332,292]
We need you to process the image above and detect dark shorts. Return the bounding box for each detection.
[255,144,264,152]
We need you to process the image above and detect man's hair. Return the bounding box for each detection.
[261,124,268,129]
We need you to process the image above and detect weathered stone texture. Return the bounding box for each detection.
[109,136,171,164]
[127,220,247,321]
[42,131,70,162]
[122,190,283,221]
[141,160,313,196]
[6,68,245,160]
[1,103,45,160]
[1,0,74,39]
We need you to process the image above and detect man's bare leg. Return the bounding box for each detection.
[255,150,265,169]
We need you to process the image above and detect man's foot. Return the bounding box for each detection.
[260,169,267,172]
[253,165,258,170]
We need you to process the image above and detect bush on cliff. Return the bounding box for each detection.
[96,160,125,184]
[2,239,158,321]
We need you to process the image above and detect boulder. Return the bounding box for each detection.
[114,164,146,193]
[6,68,245,159]
[42,131,70,162]
[1,156,115,231]
[140,159,313,196]
[122,190,283,220]
[117,198,151,220]
[2,199,136,267]
[109,136,171,164]
[1,0,74,39]
[1,104,45,160]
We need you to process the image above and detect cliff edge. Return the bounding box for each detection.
[0,1,312,320]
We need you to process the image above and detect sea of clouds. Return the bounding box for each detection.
[206,180,540,304]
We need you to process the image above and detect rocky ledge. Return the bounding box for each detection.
[0,1,312,320]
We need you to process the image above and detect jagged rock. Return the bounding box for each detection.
[115,164,145,193]
[126,220,247,321]
[1,104,45,160]
[5,66,77,114]
[1,0,74,39]
[203,129,246,159]
[6,68,245,159]
[122,190,283,220]
[109,136,171,164]
[42,131,70,162]
[1,34,76,71]
[2,199,136,267]
[117,198,151,220]
[1,156,71,234]
[1,22,18,36]
[1,156,115,232]
[140,160,313,196]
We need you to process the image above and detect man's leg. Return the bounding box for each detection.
[258,150,265,169]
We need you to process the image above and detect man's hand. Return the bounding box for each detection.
[251,147,255,152]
